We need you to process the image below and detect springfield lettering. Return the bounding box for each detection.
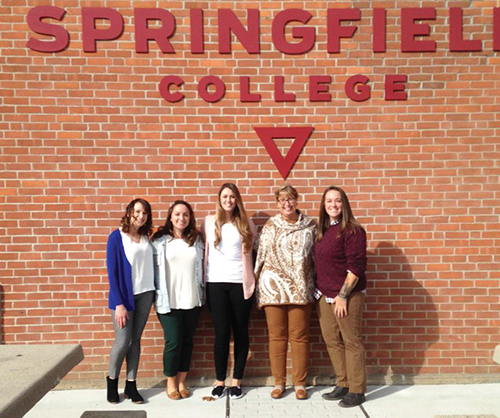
[26,6,500,103]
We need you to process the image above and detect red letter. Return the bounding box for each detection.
[327,9,360,53]
[159,76,184,103]
[373,8,386,53]
[401,8,436,52]
[190,9,204,54]
[218,9,260,54]
[495,8,500,52]
[274,76,296,102]
[385,75,407,100]
[82,8,124,53]
[198,76,225,103]
[449,8,482,52]
[309,76,331,102]
[272,9,315,55]
[345,75,370,102]
[26,6,69,53]
[240,77,261,102]
[134,9,175,53]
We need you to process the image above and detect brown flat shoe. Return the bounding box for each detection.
[167,389,181,400]
[271,388,285,399]
[295,389,308,400]
[179,388,190,398]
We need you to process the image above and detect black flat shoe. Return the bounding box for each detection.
[322,386,349,401]
[339,392,365,408]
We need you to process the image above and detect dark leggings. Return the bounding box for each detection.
[206,282,254,381]
[157,307,201,377]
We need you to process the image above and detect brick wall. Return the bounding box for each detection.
[1,0,499,386]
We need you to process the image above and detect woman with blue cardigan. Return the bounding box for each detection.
[106,198,155,404]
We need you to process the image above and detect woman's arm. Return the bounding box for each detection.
[106,232,129,328]
[332,271,359,318]
[332,228,367,318]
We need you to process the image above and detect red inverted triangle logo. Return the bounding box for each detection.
[254,127,314,179]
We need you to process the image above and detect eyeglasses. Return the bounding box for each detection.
[277,198,296,206]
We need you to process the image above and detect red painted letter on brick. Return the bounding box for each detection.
[449,8,482,52]
[345,75,370,102]
[190,9,204,54]
[272,9,315,55]
[135,8,176,53]
[26,6,69,53]
[385,75,408,100]
[327,8,360,53]
[159,76,185,103]
[274,76,296,102]
[198,76,226,103]
[218,9,260,54]
[82,8,124,53]
[310,76,332,102]
[240,77,261,102]
[373,8,386,53]
[401,8,436,52]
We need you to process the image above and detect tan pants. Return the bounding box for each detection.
[317,293,366,394]
[264,304,312,386]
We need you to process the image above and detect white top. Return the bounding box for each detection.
[206,222,243,283]
[120,231,155,295]
[165,236,200,309]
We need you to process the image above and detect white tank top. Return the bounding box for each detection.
[206,222,244,283]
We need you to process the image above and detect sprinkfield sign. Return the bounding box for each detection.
[25,6,500,178]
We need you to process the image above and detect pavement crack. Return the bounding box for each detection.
[360,404,370,418]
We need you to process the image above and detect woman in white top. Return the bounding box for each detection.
[106,198,155,404]
[152,200,204,400]
[202,183,257,400]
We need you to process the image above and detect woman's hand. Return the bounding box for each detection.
[332,296,347,318]
[114,304,129,329]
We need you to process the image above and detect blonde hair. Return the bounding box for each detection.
[274,184,299,201]
[215,183,253,253]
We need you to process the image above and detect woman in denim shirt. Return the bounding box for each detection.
[152,200,204,400]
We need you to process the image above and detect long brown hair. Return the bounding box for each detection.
[152,200,200,246]
[120,198,153,236]
[317,186,361,242]
[214,183,253,253]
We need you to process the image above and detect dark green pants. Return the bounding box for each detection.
[157,307,201,377]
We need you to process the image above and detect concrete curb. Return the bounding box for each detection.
[0,344,84,418]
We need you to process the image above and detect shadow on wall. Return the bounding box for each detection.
[0,284,3,344]
[365,242,440,397]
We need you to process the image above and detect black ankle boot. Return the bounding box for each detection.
[106,376,119,404]
[124,380,144,404]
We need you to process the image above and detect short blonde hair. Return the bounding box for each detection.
[274,184,299,201]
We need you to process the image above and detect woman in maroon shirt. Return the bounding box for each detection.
[315,186,367,408]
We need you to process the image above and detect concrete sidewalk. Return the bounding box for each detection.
[25,384,500,418]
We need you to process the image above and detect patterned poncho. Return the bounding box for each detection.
[254,212,317,308]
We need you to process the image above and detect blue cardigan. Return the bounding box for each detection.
[106,229,135,311]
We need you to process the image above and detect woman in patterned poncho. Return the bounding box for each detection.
[254,185,317,400]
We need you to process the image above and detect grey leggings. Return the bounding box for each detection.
[108,290,154,380]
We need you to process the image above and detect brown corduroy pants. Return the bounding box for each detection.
[264,304,312,387]
[317,292,367,394]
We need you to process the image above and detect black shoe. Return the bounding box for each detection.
[124,380,144,404]
[106,376,119,404]
[211,385,226,399]
[229,386,243,399]
[339,392,366,408]
[322,386,349,401]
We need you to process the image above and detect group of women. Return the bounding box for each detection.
[105,183,368,408]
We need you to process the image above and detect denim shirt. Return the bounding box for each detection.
[151,234,205,314]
